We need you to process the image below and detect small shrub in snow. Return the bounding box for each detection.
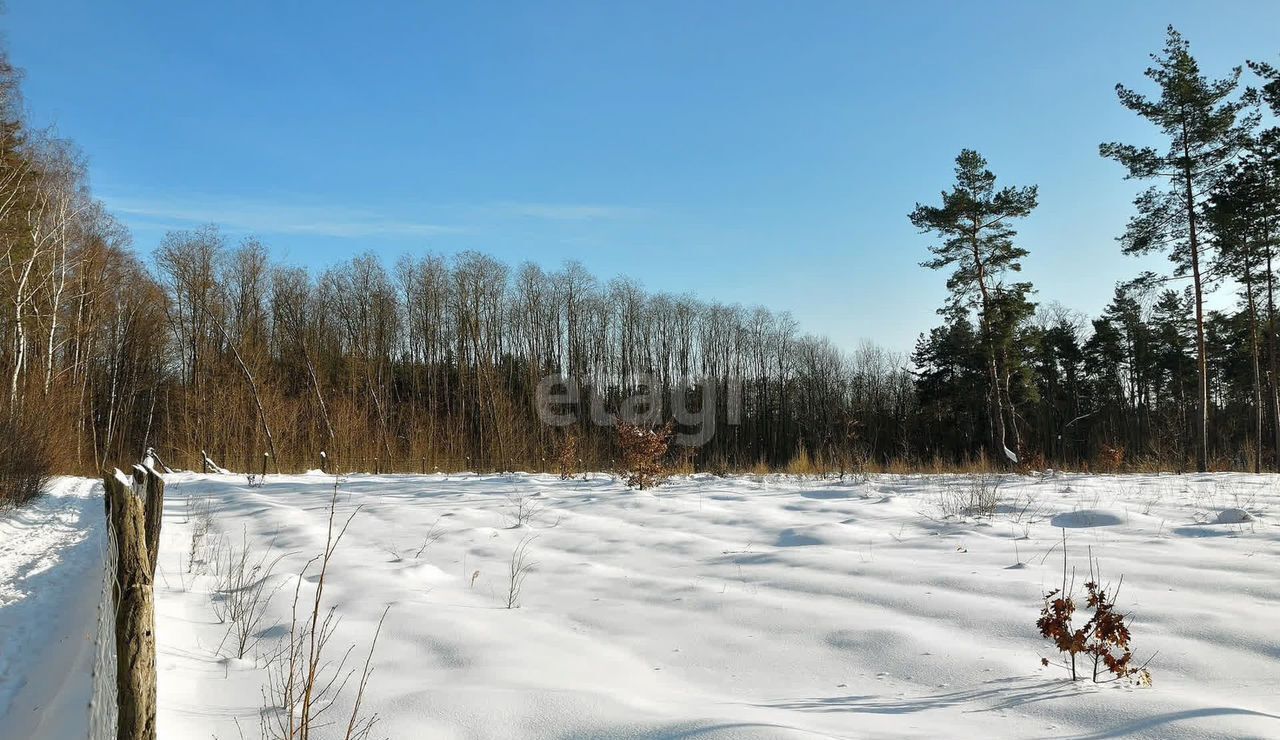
[413,516,445,558]
[1037,533,1152,685]
[616,420,674,490]
[556,431,581,480]
[1098,443,1125,473]
[967,474,1001,517]
[1007,492,1046,525]
[503,494,543,528]
[933,474,1001,519]
[186,496,216,575]
[213,528,284,659]
[0,414,51,509]
[838,447,873,485]
[261,478,388,740]
[506,535,537,609]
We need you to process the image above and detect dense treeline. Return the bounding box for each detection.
[140,229,917,473]
[914,29,1280,472]
[1,47,162,501]
[2,30,1279,493]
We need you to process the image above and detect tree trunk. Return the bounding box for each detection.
[1266,233,1280,470]
[302,345,336,444]
[972,234,1012,465]
[1183,158,1210,472]
[207,310,280,472]
[1244,263,1263,473]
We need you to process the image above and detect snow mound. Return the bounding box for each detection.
[1049,509,1124,528]
[1216,508,1255,524]
[773,522,860,547]
[801,489,853,500]
[775,528,825,547]
[397,562,452,584]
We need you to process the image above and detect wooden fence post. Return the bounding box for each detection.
[103,469,157,740]
[320,450,328,474]
[129,464,165,579]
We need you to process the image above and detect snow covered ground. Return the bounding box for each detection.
[0,477,107,740]
[141,471,1280,739]
[3,471,1279,739]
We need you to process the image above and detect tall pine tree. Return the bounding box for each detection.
[910,149,1038,464]
[1208,165,1270,470]
[1099,26,1256,471]
[1244,57,1280,465]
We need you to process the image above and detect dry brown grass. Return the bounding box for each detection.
[784,447,817,476]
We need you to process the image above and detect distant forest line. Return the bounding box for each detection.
[2,28,1280,485]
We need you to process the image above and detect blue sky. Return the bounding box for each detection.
[4,1,1279,353]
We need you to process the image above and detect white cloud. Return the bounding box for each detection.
[492,202,646,221]
[103,193,461,239]
[101,190,648,240]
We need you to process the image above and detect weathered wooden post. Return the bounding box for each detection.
[129,464,166,579]
[421,456,426,475]
[200,449,209,474]
[319,450,328,474]
[103,469,157,740]
[261,452,269,481]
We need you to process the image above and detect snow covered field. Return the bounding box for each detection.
[4,471,1280,739]
[138,471,1278,740]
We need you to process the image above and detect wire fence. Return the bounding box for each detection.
[88,488,118,740]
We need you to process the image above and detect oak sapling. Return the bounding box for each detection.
[1037,532,1153,685]
[616,420,675,490]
